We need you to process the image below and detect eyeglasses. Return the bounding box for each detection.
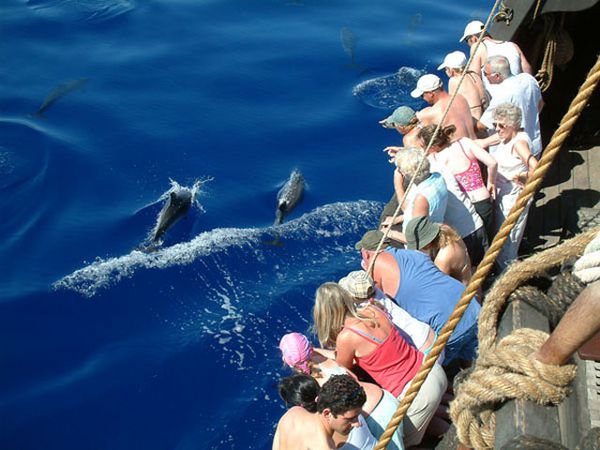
[381,122,397,129]
[492,122,507,130]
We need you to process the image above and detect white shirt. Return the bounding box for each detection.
[340,415,377,450]
[481,73,542,157]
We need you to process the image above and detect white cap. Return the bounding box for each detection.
[410,74,443,98]
[437,51,467,70]
[460,20,484,42]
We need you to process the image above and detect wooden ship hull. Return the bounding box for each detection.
[451,1,600,448]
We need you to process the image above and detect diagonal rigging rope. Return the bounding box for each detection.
[366,0,503,282]
[371,0,505,446]
[374,44,600,450]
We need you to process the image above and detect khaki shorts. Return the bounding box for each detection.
[399,363,447,447]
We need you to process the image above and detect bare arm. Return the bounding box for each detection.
[448,77,458,96]
[272,425,280,450]
[412,194,430,218]
[513,139,538,186]
[335,331,357,370]
[382,228,407,244]
[467,43,486,74]
[394,169,408,210]
[474,132,500,149]
[533,281,600,365]
[515,43,533,75]
[434,251,455,277]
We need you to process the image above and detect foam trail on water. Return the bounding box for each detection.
[54,200,381,297]
[352,66,423,109]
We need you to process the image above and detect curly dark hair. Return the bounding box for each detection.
[317,375,366,416]
[278,374,320,413]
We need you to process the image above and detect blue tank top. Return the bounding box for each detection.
[387,249,480,345]
[402,172,448,232]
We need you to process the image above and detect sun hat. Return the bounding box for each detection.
[380,106,416,128]
[410,74,443,98]
[339,270,375,300]
[279,332,312,374]
[355,229,400,251]
[437,51,467,70]
[405,216,441,250]
[459,20,485,42]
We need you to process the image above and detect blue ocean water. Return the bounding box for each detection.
[1,0,488,448]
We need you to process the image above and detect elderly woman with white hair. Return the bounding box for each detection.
[381,147,448,243]
[491,102,538,271]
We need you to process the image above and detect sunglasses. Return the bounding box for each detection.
[381,122,398,129]
[492,122,507,130]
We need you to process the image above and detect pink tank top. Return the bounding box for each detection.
[453,140,485,193]
[345,319,423,397]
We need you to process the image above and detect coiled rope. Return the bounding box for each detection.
[450,227,599,448]
[375,51,600,449]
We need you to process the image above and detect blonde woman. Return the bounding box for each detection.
[404,216,472,285]
[278,332,404,450]
[312,283,448,446]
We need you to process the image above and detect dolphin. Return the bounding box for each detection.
[151,186,193,243]
[340,27,369,74]
[275,170,305,225]
[35,78,89,117]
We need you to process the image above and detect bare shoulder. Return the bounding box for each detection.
[417,106,435,124]
[277,407,331,450]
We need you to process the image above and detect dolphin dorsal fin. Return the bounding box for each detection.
[169,192,177,202]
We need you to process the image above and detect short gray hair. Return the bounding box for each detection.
[394,147,430,185]
[486,55,511,79]
[492,102,522,128]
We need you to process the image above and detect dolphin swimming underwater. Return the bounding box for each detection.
[35,78,89,117]
[275,170,305,225]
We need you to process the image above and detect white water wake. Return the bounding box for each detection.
[54,200,381,297]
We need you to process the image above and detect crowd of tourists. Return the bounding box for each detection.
[271,20,543,450]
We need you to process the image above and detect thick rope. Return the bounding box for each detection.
[375,53,600,449]
[535,15,557,92]
[450,229,598,448]
[451,329,577,448]
[478,227,600,352]
[372,2,504,447]
[450,228,599,447]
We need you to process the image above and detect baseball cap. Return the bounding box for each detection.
[380,106,416,128]
[437,51,467,70]
[460,20,485,42]
[338,270,375,300]
[279,332,312,374]
[410,74,443,98]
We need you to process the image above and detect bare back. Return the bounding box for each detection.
[273,407,333,450]
[433,237,472,285]
[448,71,486,119]
[418,91,476,140]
